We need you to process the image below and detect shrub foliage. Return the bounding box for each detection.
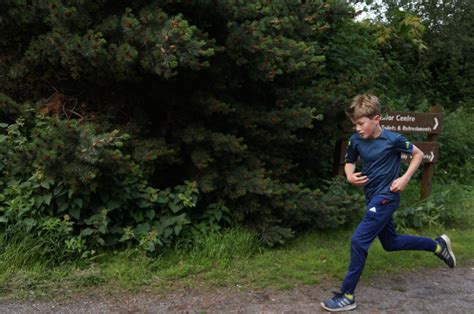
[0,1,472,252]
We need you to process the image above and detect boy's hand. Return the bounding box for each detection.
[390,144,422,193]
[347,172,368,186]
[390,176,410,192]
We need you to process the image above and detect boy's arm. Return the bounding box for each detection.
[390,144,423,192]
[345,163,368,186]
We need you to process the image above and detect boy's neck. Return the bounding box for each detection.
[370,125,383,139]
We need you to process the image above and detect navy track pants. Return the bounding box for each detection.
[340,195,437,294]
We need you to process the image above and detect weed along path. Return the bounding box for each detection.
[1,261,473,313]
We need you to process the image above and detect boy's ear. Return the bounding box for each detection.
[373,114,381,123]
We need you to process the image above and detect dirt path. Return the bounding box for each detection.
[1,261,473,313]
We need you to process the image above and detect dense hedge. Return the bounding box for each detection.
[0,94,364,252]
[0,1,472,251]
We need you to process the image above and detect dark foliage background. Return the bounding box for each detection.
[0,0,472,252]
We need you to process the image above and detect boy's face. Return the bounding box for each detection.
[351,115,381,139]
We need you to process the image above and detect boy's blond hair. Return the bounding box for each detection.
[345,94,381,120]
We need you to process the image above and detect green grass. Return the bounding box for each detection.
[1,181,473,300]
[1,225,473,300]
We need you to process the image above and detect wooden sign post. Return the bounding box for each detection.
[334,106,443,199]
[420,105,443,199]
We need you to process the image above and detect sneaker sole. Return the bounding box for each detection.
[441,234,456,268]
[320,302,357,312]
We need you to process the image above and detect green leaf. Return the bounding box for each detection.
[54,185,65,197]
[161,216,176,228]
[154,222,164,236]
[34,195,43,208]
[157,195,169,204]
[43,193,52,206]
[130,211,144,223]
[0,135,7,143]
[145,209,155,220]
[99,224,107,234]
[73,198,83,208]
[81,228,94,236]
[119,233,132,242]
[58,201,69,212]
[137,200,151,208]
[40,181,50,189]
[106,199,121,210]
[24,218,36,231]
[164,227,173,238]
[169,202,183,213]
[215,210,222,221]
[134,222,150,236]
[223,216,232,224]
[145,240,155,252]
[69,207,80,220]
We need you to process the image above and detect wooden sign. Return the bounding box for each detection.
[401,142,438,163]
[381,112,443,134]
[342,111,443,134]
[337,141,438,164]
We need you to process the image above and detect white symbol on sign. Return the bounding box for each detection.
[429,151,434,162]
[433,117,439,130]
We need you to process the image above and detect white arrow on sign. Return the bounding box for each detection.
[433,117,439,130]
[429,151,434,162]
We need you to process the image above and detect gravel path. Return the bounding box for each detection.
[1,261,473,313]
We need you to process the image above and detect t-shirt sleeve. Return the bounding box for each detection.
[393,134,414,154]
[344,137,359,163]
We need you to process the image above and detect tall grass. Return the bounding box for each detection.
[0,230,67,299]
[0,232,53,273]
[187,227,261,263]
[96,227,261,288]
[0,179,472,299]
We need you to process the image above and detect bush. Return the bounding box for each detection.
[0,1,378,245]
[3,1,469,249]
[0,110,232,257]
[0,100,366,253]
[395,180,472,229]
[315,177,365,229]
[437,105,474,183]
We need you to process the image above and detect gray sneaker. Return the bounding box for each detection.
[435,234,456,268]
[321,292,356,312]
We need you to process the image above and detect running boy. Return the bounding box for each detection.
[321,94,456,312]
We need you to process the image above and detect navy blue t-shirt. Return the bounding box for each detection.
[345,129,413,201]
